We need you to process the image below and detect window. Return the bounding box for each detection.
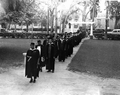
[74,24,78,28]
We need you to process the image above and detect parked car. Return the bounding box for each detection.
[107,29,120,40]
[93,29,105,39]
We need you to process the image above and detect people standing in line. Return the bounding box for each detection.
[25,43,39,83]
[46,37,55,73]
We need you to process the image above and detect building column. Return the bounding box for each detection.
[90,23,93,39]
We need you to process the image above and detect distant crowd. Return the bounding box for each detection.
[25,31,86,83]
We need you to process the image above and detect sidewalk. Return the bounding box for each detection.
[0,38,120,95]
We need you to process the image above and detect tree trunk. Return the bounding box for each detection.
[8,22,11,30]
[14,24,16,32]
[26,23,29,32]
[62,17,66,33]
[59,22,62,33]
[82,15,86,29]
[114,16,120,29]
[82,1,87,29]
[62,22,65,33]
[21,22,23,32]
[51,15,54,33]
[47,9,49,34]
[55,7,57,33]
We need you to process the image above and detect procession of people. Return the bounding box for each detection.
[25,31,86,83]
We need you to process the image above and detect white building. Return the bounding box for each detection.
[95,12,115,29]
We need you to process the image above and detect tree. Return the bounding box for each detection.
[109,1,120,29]
[89,0,99,21]
[18,0,36,32]
[2,0,36,32]
[1,0,23,31]
[58,0,100,32]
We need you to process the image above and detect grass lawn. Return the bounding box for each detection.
[68,39,120,78]
[0,39,40,68]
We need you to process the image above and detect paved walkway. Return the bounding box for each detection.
[0,38,120,95]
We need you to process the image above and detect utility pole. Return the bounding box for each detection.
[105,0,109,40]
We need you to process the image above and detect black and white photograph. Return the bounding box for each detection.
[0,0,120,95]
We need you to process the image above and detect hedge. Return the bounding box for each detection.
[0,32,65,39]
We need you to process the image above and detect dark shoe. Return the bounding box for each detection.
[47,70,51,72]
[51,69,54,73]
[29,79,33,83]
[33,79,36,83]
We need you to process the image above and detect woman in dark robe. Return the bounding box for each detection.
[25,43,39,83]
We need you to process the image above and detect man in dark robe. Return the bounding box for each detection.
[36,40,44,72]
[64,37,69,58]
[53,37,59,58]
[58,36,66,62]
[25,43,39,83]
[42,38,48,69]
[46,38,55,73]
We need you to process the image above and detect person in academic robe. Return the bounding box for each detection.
[36,40,44,72]
[42,38,48,68]
[53,37,59,58]
[64,37,69,58]
[25,43,39,83]
[46,38,55,73]
[58,36,66,62]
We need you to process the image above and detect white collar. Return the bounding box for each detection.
[30,48,35,51]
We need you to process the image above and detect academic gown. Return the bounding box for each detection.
[36,45,45,67]
[42,42,49,66]
[53,39,59,58]
[46,43,55,71]
[25,48,39,78]
[58,39,66,62]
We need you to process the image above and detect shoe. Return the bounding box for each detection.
[29,79,33,83]
[52,71,54,73]
[47,70,51,72]
[33,79,36,83]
